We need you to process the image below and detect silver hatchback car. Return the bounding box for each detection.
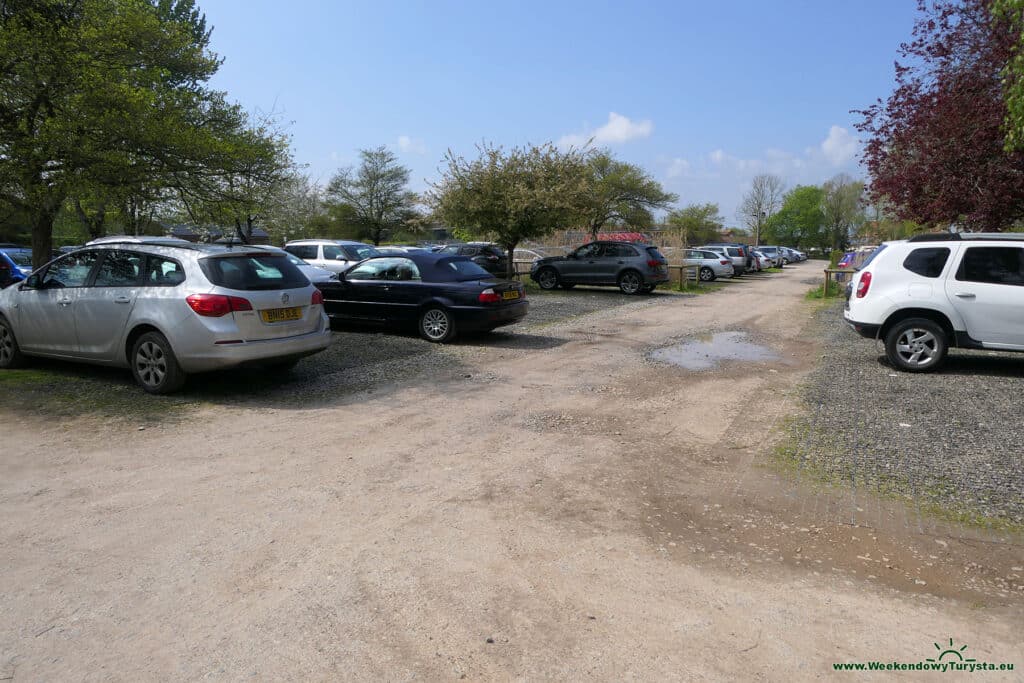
[0,239,331,394]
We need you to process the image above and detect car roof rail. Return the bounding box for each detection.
[908,232,1024,243]
[907,233,960,242]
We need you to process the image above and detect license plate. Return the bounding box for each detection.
[502,290,520,300]
[260,306,303,323]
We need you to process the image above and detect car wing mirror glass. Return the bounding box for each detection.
[23,274,40,289]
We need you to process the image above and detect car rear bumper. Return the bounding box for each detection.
[178,318,332,372]
[452,301,529,330]
[845,319,881,339]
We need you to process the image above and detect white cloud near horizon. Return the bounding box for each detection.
[396,135,427,155]
[660,125,862,223]
[559,112,653,148]
[820,125,858,166]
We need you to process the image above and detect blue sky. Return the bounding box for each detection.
[199,0,919,225]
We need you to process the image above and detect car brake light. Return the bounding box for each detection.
[311,289,323,305]
[720,260,730,265]
[646,259,661,268]
[186,293,252,317]
[856,271,872,298]
[478,288,501,304]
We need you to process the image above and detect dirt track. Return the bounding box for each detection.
[2,264,1021,680]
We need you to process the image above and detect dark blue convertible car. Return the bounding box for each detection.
[315,253,527,342]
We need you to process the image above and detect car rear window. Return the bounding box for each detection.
[344,244,380,260]
[3,250,32,266]
[902,247,950,278]
[432,256,493,281]
[200,254,309,290]
[859,244,888,270]
[645,247,666,261]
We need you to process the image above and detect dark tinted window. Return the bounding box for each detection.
[2,249,32,266]
[727,248,743,257]
[41,251,100,288]
[645,247,665,261]
[322,244,344,260]
[200,254,309,290]
[956,247,1024,286]
[343,244,380,260]
[285,245,318,260]
[902,247,950,278]
[94,250,144,286]
[440,245,461,254]
[431,257,492,281]
[575,243,602,258]
[606,244,638,257]
[144,255,185,286]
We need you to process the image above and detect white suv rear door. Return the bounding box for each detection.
[945,245,1024,348]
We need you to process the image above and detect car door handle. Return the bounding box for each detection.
[954,292,976,299]
[114,296,131,304]
[617,261,625,264]
[58,298,72,306]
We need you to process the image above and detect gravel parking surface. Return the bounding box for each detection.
[791,303,1024,527]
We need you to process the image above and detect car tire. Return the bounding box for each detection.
[130,331,186,394]
[536,267,560,290]
[419,307,457,343]
[0,316,27,369]
[699,267,715,282]
[884,318,948,372]
[559,283,575,290]
[618,270,643,295]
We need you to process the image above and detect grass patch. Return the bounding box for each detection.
[805,280,844,300]
[675,279,724,294]
[765,267,784,273]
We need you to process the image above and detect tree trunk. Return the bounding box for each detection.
[30,205,58,271]
[74,199,107,240]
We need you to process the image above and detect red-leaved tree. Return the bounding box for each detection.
[856,0,1024,230]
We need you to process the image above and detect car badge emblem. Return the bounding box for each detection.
[281,293,289,304]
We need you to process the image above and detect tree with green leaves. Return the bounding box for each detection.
[665,203,724,245]
[994,0,1024,150]
[578,151,676,239]
[326,146,418,246]
[821,174,864,251]
[738,174,785,246]
[763,186,825,249]
[431,142,591,280]
[0,0,242,267]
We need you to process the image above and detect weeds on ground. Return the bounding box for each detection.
[805,280,844,300]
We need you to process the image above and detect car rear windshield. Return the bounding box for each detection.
[344,244,380,260]
[431,256,493,281]
[645,247,666,261]
[902,247,950,278]
[859,244,888,270]
[200,253,309,290]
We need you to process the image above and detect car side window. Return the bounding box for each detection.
[461,247,479,256]
[41,251,100,288]
[144,255,186,287]
[902,247,950,278]
[575,243,602,258]
[323,245,345,260]
[286,245,318,260]
[347,258,420,281]
[956,247,1024,286]
[94,250,144,286]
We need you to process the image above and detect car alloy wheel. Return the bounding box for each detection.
[0,319,24,368]
[420,307,455,343]
[884,318,947,372]
[699,267,714,282]
[537,268,559,290]
[618,270,642,295]
[131,331,186,394]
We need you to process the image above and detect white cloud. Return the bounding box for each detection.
[559,112,653,148]
[396,135,427,155]
[666,157,691,179]
[820,125,858,166]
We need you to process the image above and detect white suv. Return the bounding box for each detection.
[844,233,1024,371]
[283,240,379,274]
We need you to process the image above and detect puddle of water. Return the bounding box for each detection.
[650,331,779,370]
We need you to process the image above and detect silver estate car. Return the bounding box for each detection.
[0,238,331,394]
[680,249,735,281]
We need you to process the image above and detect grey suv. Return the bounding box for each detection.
[530,241,669,294]
[0,238,331,393]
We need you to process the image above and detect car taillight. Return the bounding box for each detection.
[186,293,252,317]
[478,288,501,304]
[856,271,872,298]
[720,260,730,265]
[311,289,323,305]
[646,259,662,268]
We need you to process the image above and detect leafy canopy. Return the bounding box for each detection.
[578,151,677,238]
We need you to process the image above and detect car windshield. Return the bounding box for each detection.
[345,244,380,260]
[432,257,493,281]
[857,244,888,270]
[3,250,32,266]
[200,253,309,290]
